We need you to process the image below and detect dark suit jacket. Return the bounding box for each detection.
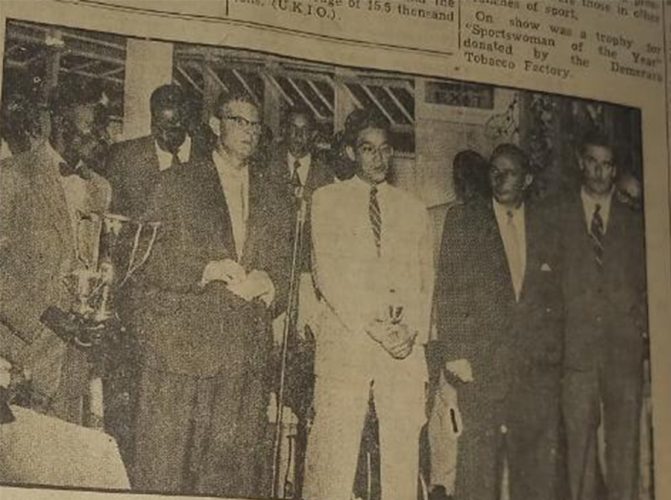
[124,156,293,377]
[558,192,647,375]
[269,145,335,273]
[432,199,564,401]
[106,132,211,220]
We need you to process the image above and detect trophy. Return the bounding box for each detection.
[41,211,160,354]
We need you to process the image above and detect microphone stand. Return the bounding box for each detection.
[271,186,307,499]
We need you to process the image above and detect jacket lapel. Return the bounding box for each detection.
[518,203,540,302]
[241,164,263,268]
[482,201,517,304]
[199,158,237,258]
[30,146,73,249]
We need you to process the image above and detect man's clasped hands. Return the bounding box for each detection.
[201,259,275,307]
[365,308,418,360]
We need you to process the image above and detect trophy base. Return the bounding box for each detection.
[39,306,129,377]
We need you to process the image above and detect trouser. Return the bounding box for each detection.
[454,379,561,500]
[131,365,270,497]
[427,370,460,493]
[562,366,642,500]
[304,374,425,500]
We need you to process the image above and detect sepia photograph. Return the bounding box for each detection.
[0,14,655,500]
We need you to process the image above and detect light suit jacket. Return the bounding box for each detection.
[311,176,434,389]
[0,143,110,422]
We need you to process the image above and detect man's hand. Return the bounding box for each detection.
[380,323,417,360]
[365,319,388,344]
[227,270,275,307]
[201,259,246,286]
[0,356,11,389]
[445,359,474,383]
[366,321,417,360]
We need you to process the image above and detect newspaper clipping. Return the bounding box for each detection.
[0,0,669,499]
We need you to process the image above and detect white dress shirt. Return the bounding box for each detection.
[212,148,249,259]
[287,152,311,186]
[493,198,526,301]
[46,143,90,238]
[581,186,614,234]
[154,135,191,171]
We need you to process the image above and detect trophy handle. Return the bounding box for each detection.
[118,222,160,288]
[74,210,101,269]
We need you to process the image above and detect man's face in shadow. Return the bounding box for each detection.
[489,154,532,208]
[286,113,314,159]
[151,105,187,154]
[60,103,95,167]
[580,144,616,197]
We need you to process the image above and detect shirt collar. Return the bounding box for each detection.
[581,186,614,230]
[352,174,389,193]
[213,147,249,179]
[580,186,614,210]
[45,141,84,174]
[287,151,311,171]
[492,197,525,221]
[155,134,191,171]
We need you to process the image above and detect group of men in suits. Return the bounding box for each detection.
[429,135,647,500]
[0,76,647,500]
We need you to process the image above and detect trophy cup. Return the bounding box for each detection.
[41,211,160,356]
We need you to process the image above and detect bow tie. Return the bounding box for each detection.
[59,161,91,180]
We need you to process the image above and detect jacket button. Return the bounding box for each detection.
[500,424,508,435]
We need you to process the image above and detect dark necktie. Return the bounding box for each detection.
[291,160,302,187]
[590,203,604,268]
[59,161,91,180]
[369,185,382,256]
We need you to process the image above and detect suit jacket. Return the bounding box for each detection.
[269,146,335,273]
[432,199,564,400]
[124,155,293,377]
[311,177,434,388]
[558,192,646,374]
[0,144,110,415]
[106,133,210,220]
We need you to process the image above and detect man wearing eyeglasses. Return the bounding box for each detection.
[305,109,434,500]
[560,132,647,500]
[127,90,292,497]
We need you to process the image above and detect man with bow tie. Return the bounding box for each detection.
[560,132,647,500]
[433,144,564,500]
[304,109,434,500]
[0,83,111,426]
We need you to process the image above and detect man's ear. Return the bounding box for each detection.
[576,152,585,171]
[345,144,356,162]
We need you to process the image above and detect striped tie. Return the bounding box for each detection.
[369,185,382,256]
[590,204,604,268]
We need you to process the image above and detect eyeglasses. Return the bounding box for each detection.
[357,143,393,157]
[223,115,263,133]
